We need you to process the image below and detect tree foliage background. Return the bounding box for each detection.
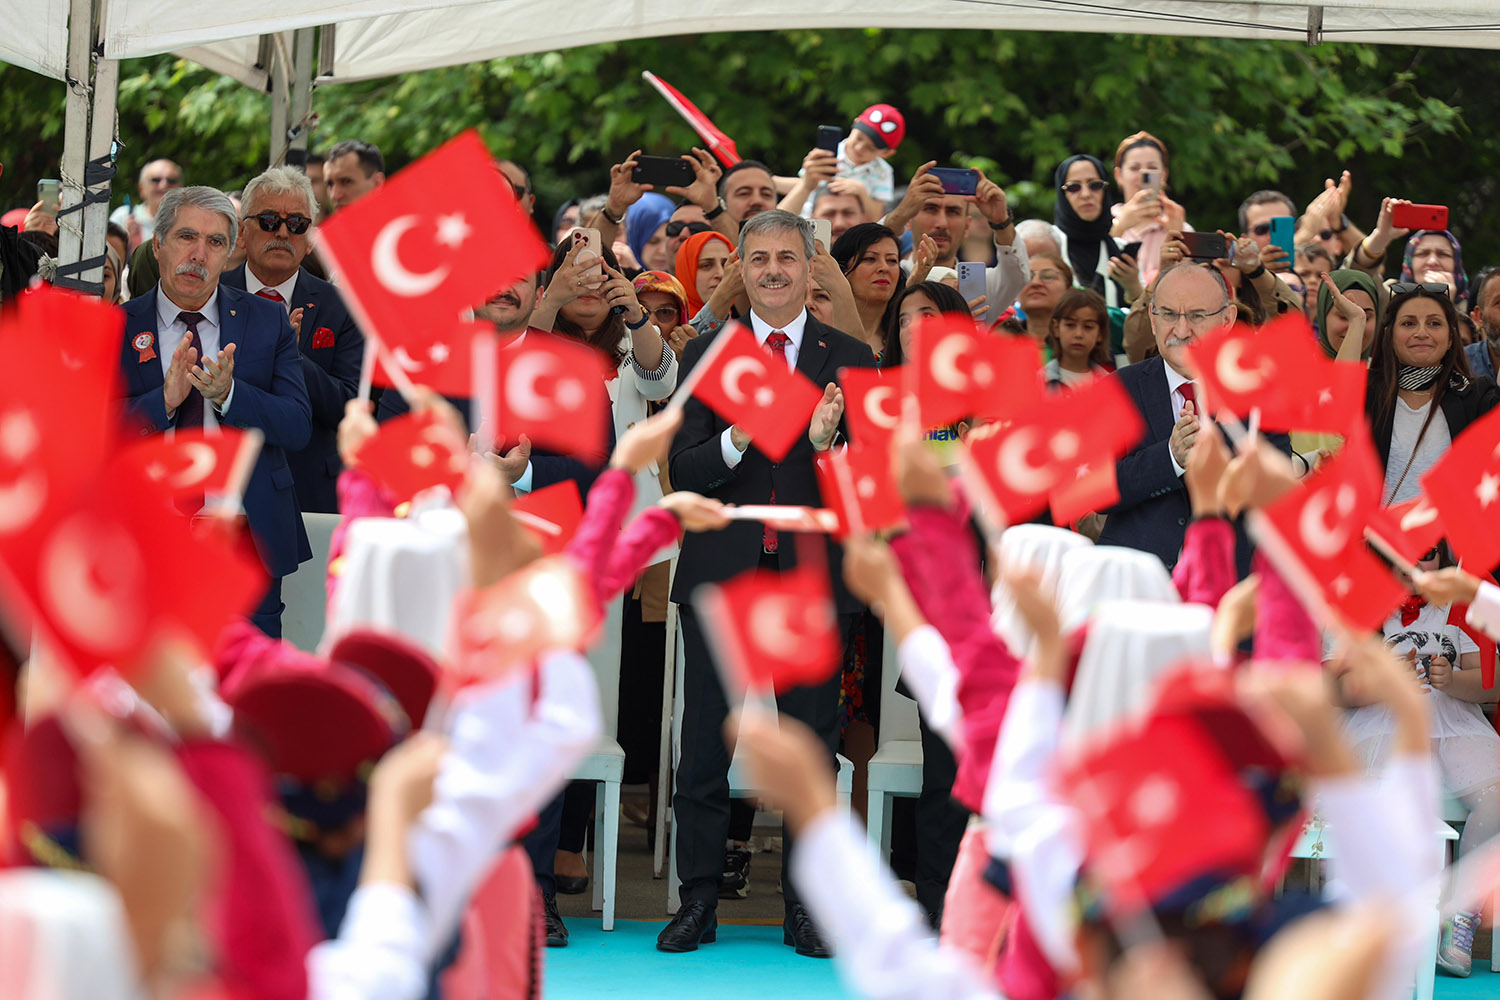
[2,29,1496,267]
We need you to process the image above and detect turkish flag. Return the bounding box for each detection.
[839,366,903,451]
[1049,459,1120,526]
[116,427,262,505]
[643,71,741,168]
[1447,575,1499,690]
[1186,314,1324,429]
[312,130,550,354]
[1364,495,1445,568]
[0,465,266,679]
[1257,432,1405,630]
[355,409,469,503]
[1421,404,1500,570]
[909,316,1042,429]
[494,333,611,461]
[511,480,585,555]
[681,324,823,463]
[965,375,1144,525]
[372,318,481,399]
[1060,711,1271,912]
[452,556,603,686]
[815,443,906,539]
[701,559,841,695]
[1294,359,1367,436]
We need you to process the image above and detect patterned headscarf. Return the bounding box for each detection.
[1400,229,1469,306]
[631,270,689,325]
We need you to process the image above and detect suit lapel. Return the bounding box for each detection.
[292,270,317,353]
[795,317,830,386]
[1144,356,1176,442]
[219,285,243,355]
[131,289,166,393]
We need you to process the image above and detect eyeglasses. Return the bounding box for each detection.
[1151,305,1229,328]
[665,220,713,239]
[1390,282,1449,297]
[250,212,313,235]
[1060,180,1107,194]
[646,306,681,323]
[148,175,181,187]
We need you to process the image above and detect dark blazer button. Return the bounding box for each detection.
[1177,517,1187,526]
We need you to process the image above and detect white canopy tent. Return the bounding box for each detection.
[6,0,1500,289]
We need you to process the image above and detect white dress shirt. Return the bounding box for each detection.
[243,266,299,314]
[720,308,809,468]
[155,287,234,425]
[1163,362,1194,477]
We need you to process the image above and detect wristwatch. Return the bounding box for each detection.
[1335,213,1351,234]
[704,198,727,221]
[625,309,652,330]
[601,203,625,226]
[988,215,1013,232]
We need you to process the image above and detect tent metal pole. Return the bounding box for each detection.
[288,26,315,163]
[80,55,118,293]
[57,0,95,271]
[268,33,291,167]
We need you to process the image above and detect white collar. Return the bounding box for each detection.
[156,286,220,331]
[1163,360,1192,395]
[747,308,809,349]
[244,265,300,307]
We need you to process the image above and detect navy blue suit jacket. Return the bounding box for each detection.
[1096,354,1287,577]
[120,285,314,578]
[221,264,364,513]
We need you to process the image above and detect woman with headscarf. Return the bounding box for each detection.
[1052,155,1125,311]
[1315,269,1381,361]
[624,192,677,274]
[1401,229,1470,311]
[675,230,740,338]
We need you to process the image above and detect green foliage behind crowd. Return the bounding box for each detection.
[2,29,1495,268]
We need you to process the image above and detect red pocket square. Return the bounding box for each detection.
[311,327,336,349]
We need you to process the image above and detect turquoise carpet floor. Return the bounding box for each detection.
[545,918,1497,1000]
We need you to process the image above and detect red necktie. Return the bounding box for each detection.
[762,331,791,555]
[256,288,284,303]
[1177,381,1197,411]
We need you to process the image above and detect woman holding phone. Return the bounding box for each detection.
[1108,131,1189,286]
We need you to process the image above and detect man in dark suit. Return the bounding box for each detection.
[221,166,363,513]
[659,209,876,957]
[1098,262,1288,576]
[119,186,312,637]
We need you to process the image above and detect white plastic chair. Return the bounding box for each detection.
[666,606,852,912]
[573,596,625,930]
[281,512,340,652]
[1439,794,1499,973]
[865,630,924,860]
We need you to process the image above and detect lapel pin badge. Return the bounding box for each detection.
[133,331,157,363]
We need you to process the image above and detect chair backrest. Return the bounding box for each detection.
[586,596,624,741]
[876,627,921,745]
[281,512,341,653]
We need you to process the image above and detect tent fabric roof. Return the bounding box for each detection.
[6,1,1500,86]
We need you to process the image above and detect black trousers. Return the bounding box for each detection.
[522,790,565,896]
[673,597,842,910]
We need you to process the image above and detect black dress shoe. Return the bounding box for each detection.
[783,903,831,958]
[542,893,568,947]
[555,874,589,895]
[656,900,718,952]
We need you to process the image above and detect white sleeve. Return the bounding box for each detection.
[1465,580,1500,639]
[1314,753,1441,903]
[791,811,998,1000]
[983,676,1082,975]
[409,649,602,958]
[897,625,965,753]
[306,883,430,1000]
[628,340,678,401]
[983,243,1030,327]
[720,427,747,469]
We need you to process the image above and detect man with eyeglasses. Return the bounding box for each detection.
[110,158,182,248]
[119,185,312,637]
[1098,262,1287,577]
[221,167,364,514]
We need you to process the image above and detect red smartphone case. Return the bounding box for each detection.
[1392,203,1448,231]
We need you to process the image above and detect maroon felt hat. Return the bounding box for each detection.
[328,629,442,730]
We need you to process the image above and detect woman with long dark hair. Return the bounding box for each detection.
[883,280,973,367]
[1366,284,1499,506]
[831,222,906,362]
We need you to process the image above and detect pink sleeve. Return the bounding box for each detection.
[563,468,636,604]
[328,467,400,611]
[1251,550,1320,664]
[599,508,682,599]
[175,740,320,1000]
[1171,516,1236,608]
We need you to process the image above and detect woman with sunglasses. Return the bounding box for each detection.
[1366,284,1499,507]
[1108,131,1188,287]
[832,222,907,363]
[1053,155,1127,312]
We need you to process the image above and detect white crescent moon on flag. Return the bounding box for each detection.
[1299,484,1356,559]
[748,594,825,662]
[506,353,561,420]
[0,471,46,535]
[722,357,764,406]
[419,425,466,473]
[996,427,1054,495]
[1400,500,1439,532]
[40,514,145,655]
[158,442,217,490]
[864,385,899,429]
[371,215,449,298]
[391,346,426,373]
[1215,340,1269,395]
[930,335,971,391]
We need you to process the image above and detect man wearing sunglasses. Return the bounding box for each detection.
[221,166,364,514]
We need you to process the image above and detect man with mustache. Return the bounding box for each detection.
[660,209,876,957]
[119,186,312,637]
[222,167,364,513]
[1097,262,1287,576]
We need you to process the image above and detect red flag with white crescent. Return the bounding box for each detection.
[699,556,842,695]
[511,480,585,555]
[642,72,742,168]
[355,409,470,503]
[838,366,903,452]
[116,427,262,506]
[909,316,1043,430]
[453,556,602,686]
[493,332,612,462]
[814,443,906,540]
[678,324,823,463]
[1421,404,1500,570]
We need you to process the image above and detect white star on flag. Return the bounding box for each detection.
[1317,388,1333,406]
[429,342,451,364]
[434,213,471,249]
[1477,472,1500,508]
[1331,575,1352,598]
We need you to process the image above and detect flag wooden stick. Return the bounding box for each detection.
[664,322,739,417]
[311,226,417,404]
